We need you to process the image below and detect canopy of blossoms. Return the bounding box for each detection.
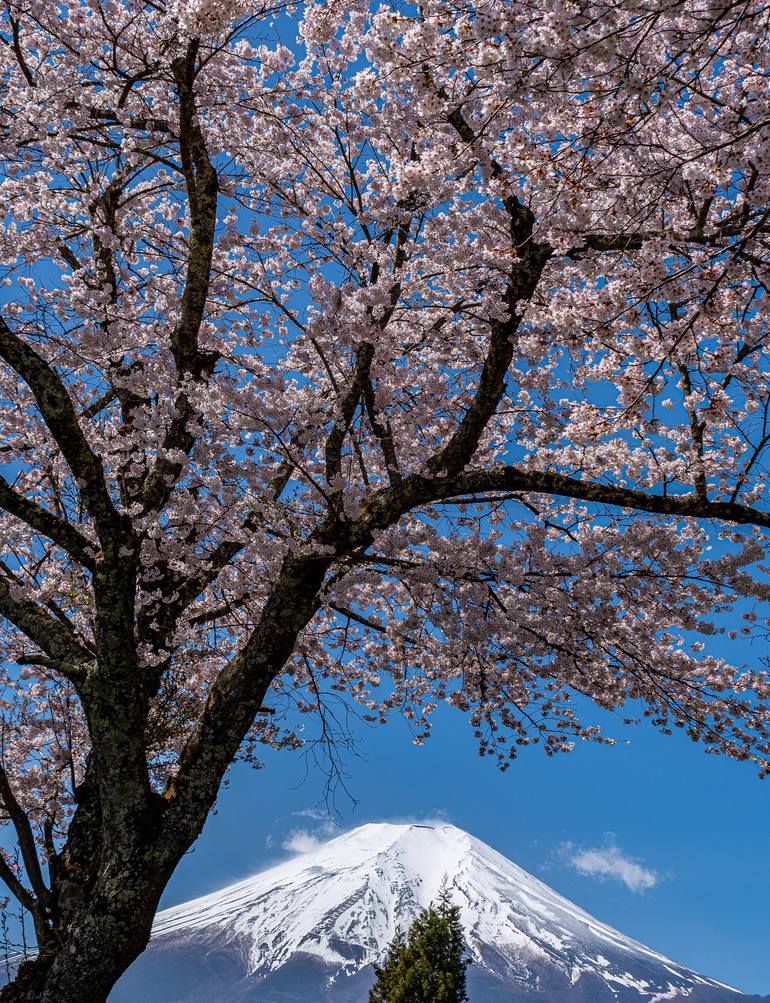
[1,0,770,949]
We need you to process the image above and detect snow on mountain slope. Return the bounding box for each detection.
[111,823,753,1003]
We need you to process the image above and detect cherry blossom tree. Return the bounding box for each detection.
[1,0,770,999]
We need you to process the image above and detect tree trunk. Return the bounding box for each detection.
[0,842,175,1003]
[1,916,150,1003]
[0,555,330,1002]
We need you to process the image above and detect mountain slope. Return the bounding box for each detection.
[110,822,761,1003]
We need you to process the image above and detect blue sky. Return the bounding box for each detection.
[162,696,770,995]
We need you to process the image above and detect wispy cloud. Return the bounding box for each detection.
[281,828,326,854]
[291,807,330,822]
[557,836,659,893]
[274,810,453,857]
[372,810,453,827]
[278,810,341,855]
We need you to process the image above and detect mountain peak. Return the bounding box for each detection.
[113,822,749,1003]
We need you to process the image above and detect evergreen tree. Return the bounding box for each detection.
[370,886,470,1002]
[369,926,407,1002]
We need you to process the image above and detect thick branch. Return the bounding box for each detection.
[0,763,50,915]
[362,376,401,485]
[427,106,550,477]
[168,42,219,381]
[0,475,95,570]
[449,467,770,527]
[153,457,770,864]
[565,212,770,258]
[325,343,374,491]
[363,466,770,531]
[0,317,120,545]
[0,579,89,680]
[159,552,331,853]
[139,42,219,515]
[0,853,35,914]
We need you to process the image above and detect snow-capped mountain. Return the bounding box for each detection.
[111,822,762,1003]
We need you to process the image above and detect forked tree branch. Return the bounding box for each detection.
[0,763,50,918]
[0,317,121,547]
[0,475,95,570]
[0,578,90,681]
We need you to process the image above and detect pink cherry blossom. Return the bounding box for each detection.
[1,2,770,999]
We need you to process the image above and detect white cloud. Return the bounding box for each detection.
[277,811,453,858]
[291,807,329,821]
[282,828,325,854]
[279,811,341,855]
[558,837,659,893]
[375,811,453,827]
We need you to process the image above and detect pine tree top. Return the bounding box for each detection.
[369,883,470,1003]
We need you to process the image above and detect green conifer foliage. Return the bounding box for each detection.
[369,886,470,1002]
